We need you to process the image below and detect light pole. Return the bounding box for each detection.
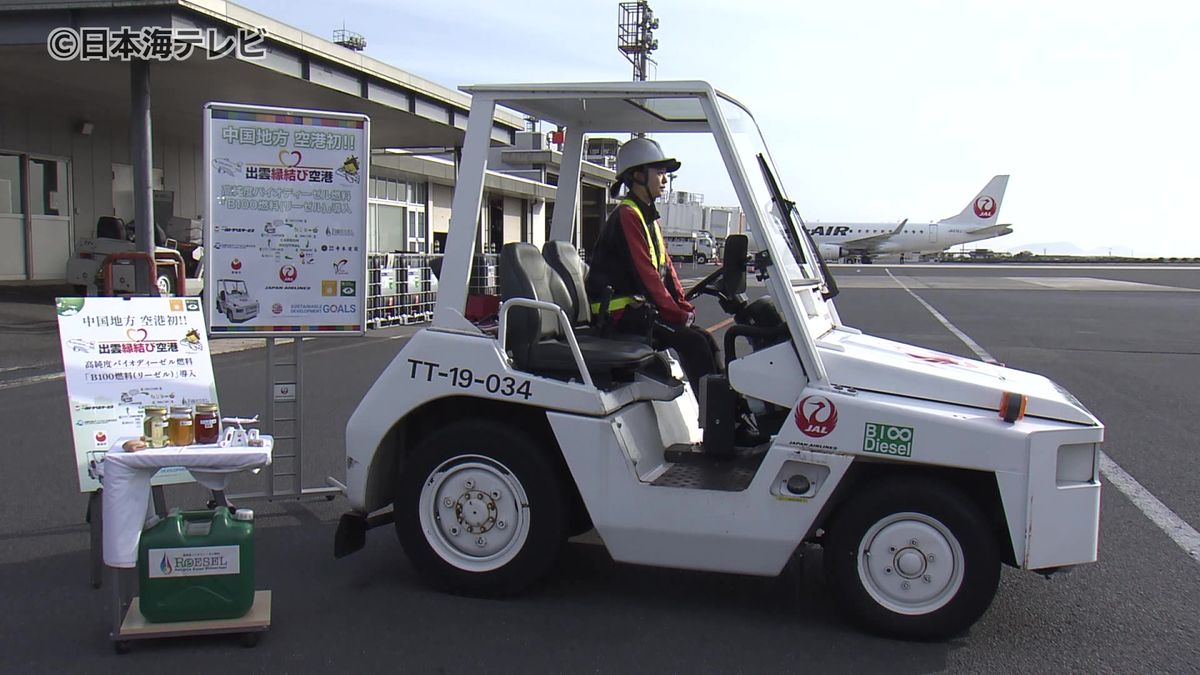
[618,1,659,82]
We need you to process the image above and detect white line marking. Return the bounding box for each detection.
[1099,454,1200,563]
[886,270,998,364]
[0,364,52,374]
[890,269,1200,565]
[0,372,64,390]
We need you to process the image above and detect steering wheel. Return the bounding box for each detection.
[685,234,749,302]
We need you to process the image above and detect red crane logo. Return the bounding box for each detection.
[795,395,838,438]
[974,195,997,219]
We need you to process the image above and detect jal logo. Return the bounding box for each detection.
[974,195,997,219]
[231,258,242,271]
[94,431,107,444]
[271,303,283,315]
[279,265,298,283]
[795,395,838,438]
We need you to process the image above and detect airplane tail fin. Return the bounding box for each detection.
[939,175,1008,229]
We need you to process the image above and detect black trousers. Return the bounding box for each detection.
[650,322,722,391]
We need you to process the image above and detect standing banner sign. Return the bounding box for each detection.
[55,296,219,492]
[204,102,369,335]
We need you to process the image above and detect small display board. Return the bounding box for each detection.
[203,102,369,336]
[55,296,219,492]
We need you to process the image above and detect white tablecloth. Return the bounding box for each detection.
[98,438,272,568]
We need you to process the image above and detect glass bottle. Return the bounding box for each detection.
[193,402,221,445]
[167,405,194,446]
[142,406,168,448]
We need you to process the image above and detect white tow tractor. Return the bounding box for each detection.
[66,217,205,297]
[336,82,1103,640]
[215,279,259,323]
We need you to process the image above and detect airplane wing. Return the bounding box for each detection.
[836,219,908,252]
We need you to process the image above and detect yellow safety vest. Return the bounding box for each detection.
[591,199,669,314]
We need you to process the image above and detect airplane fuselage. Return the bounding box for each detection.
[807,222,1012,256]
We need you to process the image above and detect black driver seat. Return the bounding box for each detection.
[542,240,592,327]
[500,243,657,386]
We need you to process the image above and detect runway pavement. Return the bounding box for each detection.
[1,263,1198,672]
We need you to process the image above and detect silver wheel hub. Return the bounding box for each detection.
[457,491,497,534]
[418,456,530,572]
[857,512,964,615]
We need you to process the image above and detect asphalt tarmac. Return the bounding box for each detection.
[1,263,1197,672]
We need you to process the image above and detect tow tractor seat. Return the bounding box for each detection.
[542,240,593,328]
[500,243,658,386]
[96,216,128,240]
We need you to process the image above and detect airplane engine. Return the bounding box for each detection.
[817,244,847,262]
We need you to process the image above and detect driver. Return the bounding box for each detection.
[586,138,721,391]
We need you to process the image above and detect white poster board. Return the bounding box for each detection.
[56,296,219,492]
[204,102,369,336]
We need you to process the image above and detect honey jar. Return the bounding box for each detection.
[167,405,194,446]
[142,406,168,448]
[193,403,220,445]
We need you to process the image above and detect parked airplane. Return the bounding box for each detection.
[806,175,1011,263]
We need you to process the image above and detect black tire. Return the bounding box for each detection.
[156,270,175,297]
[696,253,708,265]
[824,478,1000,641]
[395,420,566,597]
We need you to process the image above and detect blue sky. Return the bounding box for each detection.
[237,0,1199,256]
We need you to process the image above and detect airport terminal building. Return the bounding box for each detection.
[0,0,614,283]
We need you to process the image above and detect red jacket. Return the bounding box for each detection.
[613,199,694,325]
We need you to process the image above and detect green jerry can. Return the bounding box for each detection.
[137,507,255,623]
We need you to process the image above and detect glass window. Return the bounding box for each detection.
[374,203,405,252]
[0,154,21,214]
[717,95,814,283]
[386,179,399,202]
[626,97,707,122]
[29,158,67,216]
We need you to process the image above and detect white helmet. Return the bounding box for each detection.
[614,138,681,178]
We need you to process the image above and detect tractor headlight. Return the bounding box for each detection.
[1056,443,1098,486]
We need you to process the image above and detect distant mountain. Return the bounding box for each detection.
[1001,241,1136,257]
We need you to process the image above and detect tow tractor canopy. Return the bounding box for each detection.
[434,81,839,387]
